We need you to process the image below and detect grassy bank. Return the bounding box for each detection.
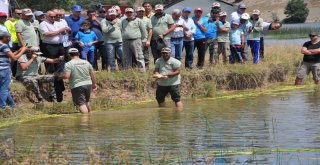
[0,45,308,126]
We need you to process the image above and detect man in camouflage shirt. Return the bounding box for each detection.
[16,47,63,103]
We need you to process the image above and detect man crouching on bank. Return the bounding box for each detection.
[61,48,97,113]
[154,47,183,108]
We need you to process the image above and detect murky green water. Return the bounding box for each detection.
[1,88,320,164]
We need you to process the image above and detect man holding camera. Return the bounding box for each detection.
[16,47,63,103]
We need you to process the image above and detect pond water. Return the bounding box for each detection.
[265,38,308,46]
[1,88,320,164]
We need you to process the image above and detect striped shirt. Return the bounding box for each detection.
[0,43,11,70]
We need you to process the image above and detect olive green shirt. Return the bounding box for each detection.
[16,55,47,77]
[155,57,181,86]
[140,16,153,42]
[218,21,230,42]
[101,18,122,43]
[121,18,147,40]
[151,14,174,40]
[15,19,39,46]
[64,58,93,89]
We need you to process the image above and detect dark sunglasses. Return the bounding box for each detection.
[309,35,317,37]
[49,16,57,18]
[15,13,22,15]
[99,11,106,13]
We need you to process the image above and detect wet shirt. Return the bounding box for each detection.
[303,41,320,63]
[16,55,47,77]
[151,13,174,40]
[0,43,11,70]
[15,19,39,46]
[64,58,93,89]
[218,21,230,42]
[75,30,97,51]
[155,57,181,86]
[229,28,243,45]
[101,18,122,43]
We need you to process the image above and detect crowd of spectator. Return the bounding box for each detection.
[0,1,283,110]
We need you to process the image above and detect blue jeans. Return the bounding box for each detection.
[247,40,260,64]
[81,47,95,66]
[106,42,123,71]
[183,40,195,69]
[0,68,16,109]
[170,38,183,61]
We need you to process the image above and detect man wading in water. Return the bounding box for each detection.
[60,48,97,113]
[153,47,183,108]
[295,32,320,85]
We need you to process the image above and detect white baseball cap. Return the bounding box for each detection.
[212,2,220,8]
[155,4,164,10]
[252,9,261,15]
[241,13,250,20]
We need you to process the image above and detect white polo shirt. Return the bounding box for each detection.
[39,20,64,44]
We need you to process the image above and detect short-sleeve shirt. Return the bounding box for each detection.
[192,17,208,40]
[239,21,252,41]
[230,28,243,45]
[0,43,11,70]
[151,14,174,40]
[16,55,47,77]
[15,19,39,46]
[87,19,104,42]
[155,57,181,86]
[205,19,223,39]
[75,30,97,51]
[39,20,64,44]
[121,18,146,40]
[303,41,320,63]
[141,16,152,42]
[65,15,85,40]
[218,21,230,42]
[64,58,93,89]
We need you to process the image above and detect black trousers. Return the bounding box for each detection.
[259,37,264,59]
[43,43,66,102]
[194,38,207,68]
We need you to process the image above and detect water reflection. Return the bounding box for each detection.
[0,88,320,164]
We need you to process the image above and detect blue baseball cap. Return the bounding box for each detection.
[72,5,82,12]
[182,7,192,12]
